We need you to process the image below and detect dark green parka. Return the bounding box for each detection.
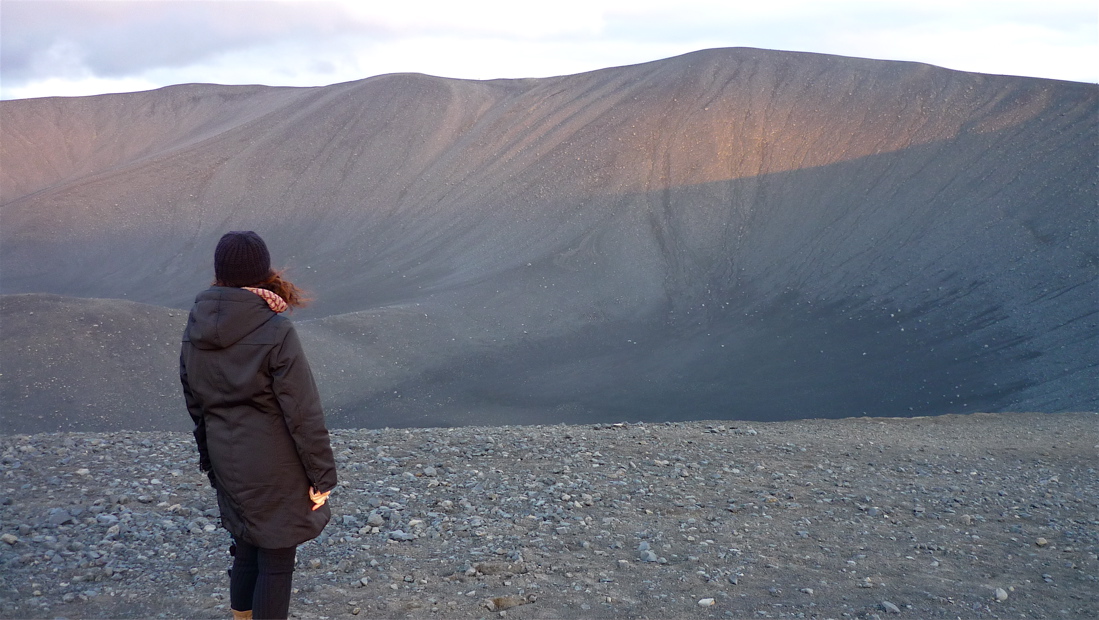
[181,286,336,549]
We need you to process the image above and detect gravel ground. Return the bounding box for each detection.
[1,411,1096,619]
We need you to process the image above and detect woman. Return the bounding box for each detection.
[180,231,337,620]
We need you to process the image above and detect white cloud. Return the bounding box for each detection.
[337,1,608,38]
[30,39,88,80]
[4,75,160,100]
[826,20,1097,82]
[1,0,1095,99]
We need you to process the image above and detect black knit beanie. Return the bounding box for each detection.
[214,231,271,287]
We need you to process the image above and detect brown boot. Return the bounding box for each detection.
[231,610,252,620]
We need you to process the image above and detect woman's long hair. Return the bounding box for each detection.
[217,270,312,309]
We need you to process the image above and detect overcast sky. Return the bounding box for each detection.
[1,0,1095,100]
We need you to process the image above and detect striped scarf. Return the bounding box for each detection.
[243,287,288,313]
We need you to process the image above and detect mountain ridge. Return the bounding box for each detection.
[2,47,1095,432]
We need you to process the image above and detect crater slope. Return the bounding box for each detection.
[1,48,1095,432]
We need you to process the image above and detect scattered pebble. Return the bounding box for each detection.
[0,413,1094,619]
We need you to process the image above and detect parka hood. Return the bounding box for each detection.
[184,287,278,350]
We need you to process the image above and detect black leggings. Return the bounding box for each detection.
[230,539,297,619]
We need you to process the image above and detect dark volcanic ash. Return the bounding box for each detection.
[1,48,1096,432]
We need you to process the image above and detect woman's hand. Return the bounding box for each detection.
[309,486,331,511]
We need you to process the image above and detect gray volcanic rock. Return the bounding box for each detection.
[1,48,1096,432]
[1,412,1097,618]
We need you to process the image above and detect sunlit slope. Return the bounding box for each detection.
[1,48,1095,430]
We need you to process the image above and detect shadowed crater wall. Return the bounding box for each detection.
[1,48,1096,433]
